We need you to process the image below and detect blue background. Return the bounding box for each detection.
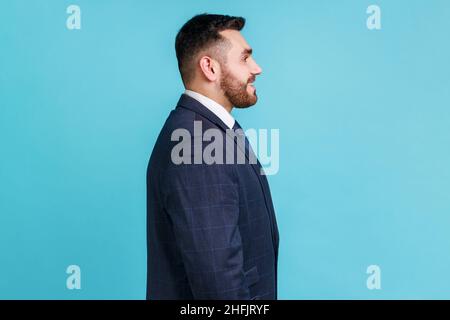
[1,0,450,299]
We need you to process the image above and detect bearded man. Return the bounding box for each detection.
[146,14,279,300]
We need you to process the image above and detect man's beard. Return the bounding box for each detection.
[220,67,257,109]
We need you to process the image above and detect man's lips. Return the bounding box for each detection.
[248,77,256,90]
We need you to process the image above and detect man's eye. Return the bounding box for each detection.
[243,55,249,62]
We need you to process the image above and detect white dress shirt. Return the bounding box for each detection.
[184,89,235,129]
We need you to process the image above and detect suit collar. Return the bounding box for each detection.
[184,90,235,129]
[176,93,230,132]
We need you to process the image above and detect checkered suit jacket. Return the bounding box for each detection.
[146,94,279,300]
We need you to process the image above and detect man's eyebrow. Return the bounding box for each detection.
[241,48,253,55]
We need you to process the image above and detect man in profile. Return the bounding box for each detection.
[146,13,279,300]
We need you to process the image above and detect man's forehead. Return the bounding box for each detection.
[219,29,251,52]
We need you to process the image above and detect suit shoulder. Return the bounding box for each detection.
[163,106,197,135]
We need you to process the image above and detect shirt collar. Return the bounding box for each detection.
[184,89,235,129]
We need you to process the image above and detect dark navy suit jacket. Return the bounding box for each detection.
[146,94,279,300]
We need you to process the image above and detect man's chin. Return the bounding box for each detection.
[234,95,258,109]
[223,84,259,108]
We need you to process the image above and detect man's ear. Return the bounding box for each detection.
[198,56,219,82]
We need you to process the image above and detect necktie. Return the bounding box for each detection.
[232,121,241,131]
[232,120,260,168]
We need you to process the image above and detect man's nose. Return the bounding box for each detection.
[253,62,263,75]
[250,58,262,75]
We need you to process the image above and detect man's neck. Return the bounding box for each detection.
[185,87,233,113]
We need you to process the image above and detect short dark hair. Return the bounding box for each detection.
[175,13,246,85]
